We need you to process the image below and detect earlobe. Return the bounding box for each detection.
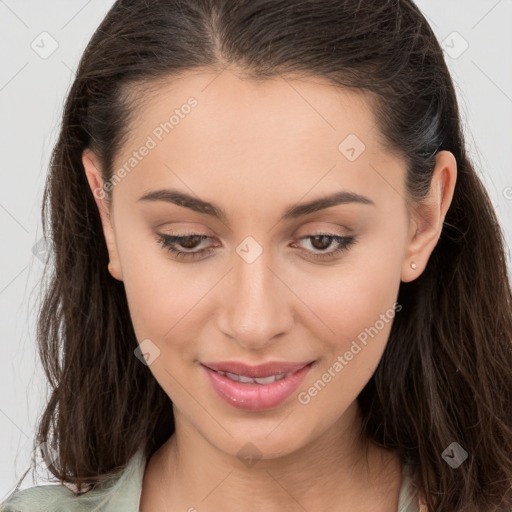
[82,149,123,281]
[400,150,457,283]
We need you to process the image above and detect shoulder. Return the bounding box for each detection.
[0,448,147,512]
[0,484,81,512]
[398,463,421,512]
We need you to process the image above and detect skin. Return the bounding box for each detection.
[83,68,456,511]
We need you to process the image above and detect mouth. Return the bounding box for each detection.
[200,360,313,379]
[200,360,316,411]
[207,371,290,385]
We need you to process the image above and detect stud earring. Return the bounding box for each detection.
[410,262,417,270]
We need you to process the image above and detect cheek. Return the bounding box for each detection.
[119,240,203,399]
[291,231,403,397]
[295,268,401,425]
[114,223,198,343]
[296,250,402,347]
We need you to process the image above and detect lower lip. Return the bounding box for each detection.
[201,362,314,411]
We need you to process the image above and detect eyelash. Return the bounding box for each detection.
[155,232,357,262]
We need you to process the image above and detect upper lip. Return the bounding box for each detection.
[201,360,313,378]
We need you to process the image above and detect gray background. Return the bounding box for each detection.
[1,0,511,497]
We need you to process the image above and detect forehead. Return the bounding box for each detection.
[112,69,405,214]
[123,68,384,156]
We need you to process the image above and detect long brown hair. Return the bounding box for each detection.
[15,0,512,510]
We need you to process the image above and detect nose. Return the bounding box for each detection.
[216,248,295,351]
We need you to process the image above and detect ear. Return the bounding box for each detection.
[401,150,457,283]
[82,148,123,281]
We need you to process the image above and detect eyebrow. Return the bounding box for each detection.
[138,188,375,223]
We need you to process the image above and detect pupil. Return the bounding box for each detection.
[180,236,201,249]
[311,235,331,250]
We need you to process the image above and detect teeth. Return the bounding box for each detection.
[218,370,289,384]
[254,375,279,385]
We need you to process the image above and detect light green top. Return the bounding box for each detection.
[0,449,423,511]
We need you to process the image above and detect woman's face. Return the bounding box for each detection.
[84,69,454,461]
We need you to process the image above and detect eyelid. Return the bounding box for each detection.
[293,222,354,237]
[154,220,355,245]
[154,221,216,233]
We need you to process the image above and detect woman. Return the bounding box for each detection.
[1,0,511,511]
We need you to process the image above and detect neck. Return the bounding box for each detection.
[144,402,403,512]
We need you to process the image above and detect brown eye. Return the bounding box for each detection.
[155,233,215,261]
[294,233,357,261]
[178,235,205,249]
[309,235,335,251]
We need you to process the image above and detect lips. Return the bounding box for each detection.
[200,360,315,411]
